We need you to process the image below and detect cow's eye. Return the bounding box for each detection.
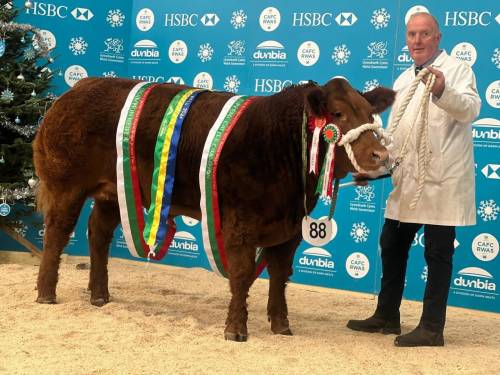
[332,111,342,118]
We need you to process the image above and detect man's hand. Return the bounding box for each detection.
[423,66,445,98]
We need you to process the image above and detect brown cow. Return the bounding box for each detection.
[33,77,394,341]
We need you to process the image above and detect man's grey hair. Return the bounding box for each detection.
[408,12,440,32]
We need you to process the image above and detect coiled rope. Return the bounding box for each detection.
[386,68,436,209]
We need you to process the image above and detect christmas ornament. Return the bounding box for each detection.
[20,36,25,43]
[24,1,33,10]
[23,47,36,60]
[48,57,54,63]
[30,89,36,97]
[0,38,5,57]
[0,202,11,217]
[15,116,21,124]
[17,72,25,80]
[1,88,14,102]
[28,177,37,188]
[0,155,4,164]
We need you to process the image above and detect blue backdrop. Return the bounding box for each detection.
[2,0,498,314]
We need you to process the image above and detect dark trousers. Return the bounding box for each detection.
[375,218,456,332]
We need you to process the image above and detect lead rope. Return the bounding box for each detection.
[386,68,436,209]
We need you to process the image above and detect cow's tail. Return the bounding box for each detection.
[35,180,54,217]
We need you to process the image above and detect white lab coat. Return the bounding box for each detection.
[385,50,481,226]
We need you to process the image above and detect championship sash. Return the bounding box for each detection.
[143,89,204,246]
[199,95,266,278]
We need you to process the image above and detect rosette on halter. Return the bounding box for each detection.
[307,116,327,174]
[316,123,342,198]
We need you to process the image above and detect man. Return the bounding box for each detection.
[347,12,481,347]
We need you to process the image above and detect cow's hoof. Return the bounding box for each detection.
[36,296,56,304]
[224,332,248,342]
[277,328,293,336]
[90,297,109,307]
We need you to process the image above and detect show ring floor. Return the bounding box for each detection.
[1,252,499,375]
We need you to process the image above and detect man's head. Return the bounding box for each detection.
[406,12,441,66]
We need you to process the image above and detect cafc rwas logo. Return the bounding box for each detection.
[345,252,370,279]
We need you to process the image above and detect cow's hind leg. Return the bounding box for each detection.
[224,242,257,342]
[87,198,120,306]
[264,234,301,335]
[37,187,86,303]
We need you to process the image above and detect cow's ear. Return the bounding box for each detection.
[362,86,396,114]
[305,87,327,117]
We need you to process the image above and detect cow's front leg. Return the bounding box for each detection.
[264,234,300,335]
[224,242,256,342]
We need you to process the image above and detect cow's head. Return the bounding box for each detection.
[305,78,395,178]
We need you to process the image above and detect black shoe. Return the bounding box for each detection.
[347,314,401,335]
[394,325,444,347]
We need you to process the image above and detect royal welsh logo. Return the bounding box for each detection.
[367,41,388,58]
[354,185,375,202]
[104,38,123,54]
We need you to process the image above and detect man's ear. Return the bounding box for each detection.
[305,87,327,117]
[362,86,396,114]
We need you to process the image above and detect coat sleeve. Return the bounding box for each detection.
[432,63,481,124]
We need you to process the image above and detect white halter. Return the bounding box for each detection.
[338,118,391,173]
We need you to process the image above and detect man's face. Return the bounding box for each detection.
[406,14,441,66]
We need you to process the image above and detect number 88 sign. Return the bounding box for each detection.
[301,216,337,247]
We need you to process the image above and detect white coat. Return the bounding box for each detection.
[384,50,481,226]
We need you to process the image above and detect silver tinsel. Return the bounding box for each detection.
[0,21,50,57]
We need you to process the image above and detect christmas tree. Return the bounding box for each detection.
[0,0,55,225]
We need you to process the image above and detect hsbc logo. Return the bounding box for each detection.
[292,12,333,27]
[25,3,93,21]
[481,164,500,179]
[254,78,293,94]
[26,3,67,18]
[71,7,94,21]
[335,12,358,26]
[444,11,493,26]
[164,13,219,27]
[131,75,165,83]
[200,13,220,26]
